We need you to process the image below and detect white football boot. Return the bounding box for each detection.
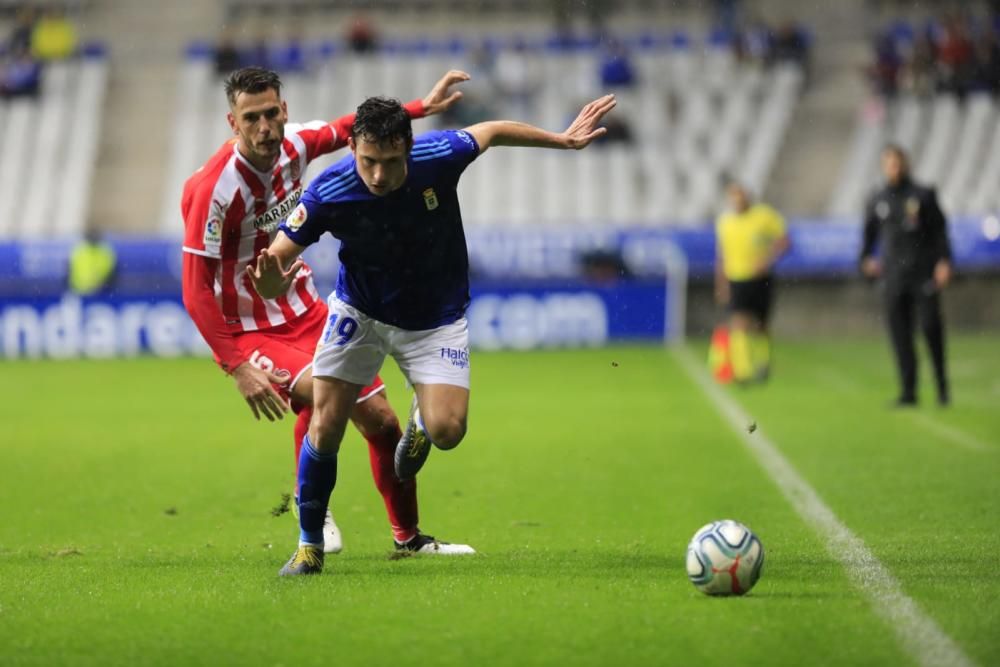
[394,532,475,555]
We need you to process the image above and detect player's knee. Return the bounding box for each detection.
[309,407,348,454]
[426,415,466,450]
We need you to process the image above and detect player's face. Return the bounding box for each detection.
[727,185,749,213]
[881,150,905,185]
[350,136,411,196]
[228,88,288,169]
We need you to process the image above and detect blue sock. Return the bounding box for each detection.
[296,434,338,546]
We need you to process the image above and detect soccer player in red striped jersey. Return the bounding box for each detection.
[181,66,474,556]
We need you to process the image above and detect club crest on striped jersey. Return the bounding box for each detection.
[423,188,439,211]
[289,158,301,182]
[286,203,308,232]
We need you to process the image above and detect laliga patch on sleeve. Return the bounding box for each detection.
[203,219,222,254]
[286,203,308,232]
[203,198,226,254]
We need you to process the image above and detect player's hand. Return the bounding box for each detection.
[232,362,290,422]
[559,94,617,150]
[422,70,470,116]
[247,249,303,299]
[933,259,952,289]
[861,256,881,279]
[715,280,730,305]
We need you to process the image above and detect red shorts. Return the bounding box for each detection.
[228,302,385,405]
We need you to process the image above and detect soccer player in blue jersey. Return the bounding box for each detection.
[249,92,617,575]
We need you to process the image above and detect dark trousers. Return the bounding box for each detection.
[884,283,949,401]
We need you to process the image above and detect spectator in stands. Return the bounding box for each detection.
[6,6,37,55]
[770,21,809,67]
[714,180,790,384]
[0,44,42,99]
[737,20,774,65]
[214,31,242,77]
[243,33,272,70]
[30,8,77,61]
[869,31,902,97]
[595,115,633,145]
[68,230,117,296]
[970,31,1000,93]
[936,16,975,94]
[346,14,377,54]
[900,34,938,97]
[599,41,637,89]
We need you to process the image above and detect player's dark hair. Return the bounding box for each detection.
[224,67,282,107]
[351,96,413,147]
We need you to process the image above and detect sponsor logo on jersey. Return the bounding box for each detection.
[423,188,439,211]
[253,186,303,232]
[286,203,308,232]
[875,200,890,220]
[439,346,469,368]
[456,130,474,146]
[904,196,920,230]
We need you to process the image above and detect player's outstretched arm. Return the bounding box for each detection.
[422,69,470,116]
[465,94,617,154]
[247,232,307,299]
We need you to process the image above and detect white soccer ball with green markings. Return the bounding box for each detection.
[686,520,764,596]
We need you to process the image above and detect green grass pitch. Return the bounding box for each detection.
[1,335,998,666]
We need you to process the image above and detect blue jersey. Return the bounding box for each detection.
[280,130,480,330]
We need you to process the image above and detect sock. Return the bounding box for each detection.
[296,434,337,546]
[292,408,311,496]
[367,424,420,543]
[750,333,771,376]
[729,329,753,381]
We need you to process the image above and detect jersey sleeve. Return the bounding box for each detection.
[415,129,480,178]
[278,189,327,248]
[181,178,224,259]
[181,251,247,373]
[766,206,787,238]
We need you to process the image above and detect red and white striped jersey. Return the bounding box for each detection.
[181,121,343,333]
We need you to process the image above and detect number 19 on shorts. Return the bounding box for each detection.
[322,313,358,346]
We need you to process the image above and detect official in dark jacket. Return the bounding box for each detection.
[860,144,952,407]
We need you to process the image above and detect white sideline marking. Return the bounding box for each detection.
[674,348,977,667]
[908,412,991,452]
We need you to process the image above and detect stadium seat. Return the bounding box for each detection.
[915,95,960,187]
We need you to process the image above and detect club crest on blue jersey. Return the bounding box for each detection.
[423,188,439,211]
[286,203,308,232]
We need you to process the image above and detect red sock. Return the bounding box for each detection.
[367,424,419,543]
[293,407,311,496]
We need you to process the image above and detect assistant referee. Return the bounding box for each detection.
[861,144,952,407]
[715,180,790,383]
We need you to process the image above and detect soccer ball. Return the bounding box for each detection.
[685,520,764,596]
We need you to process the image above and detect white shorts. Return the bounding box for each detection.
[312,296,471,389]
